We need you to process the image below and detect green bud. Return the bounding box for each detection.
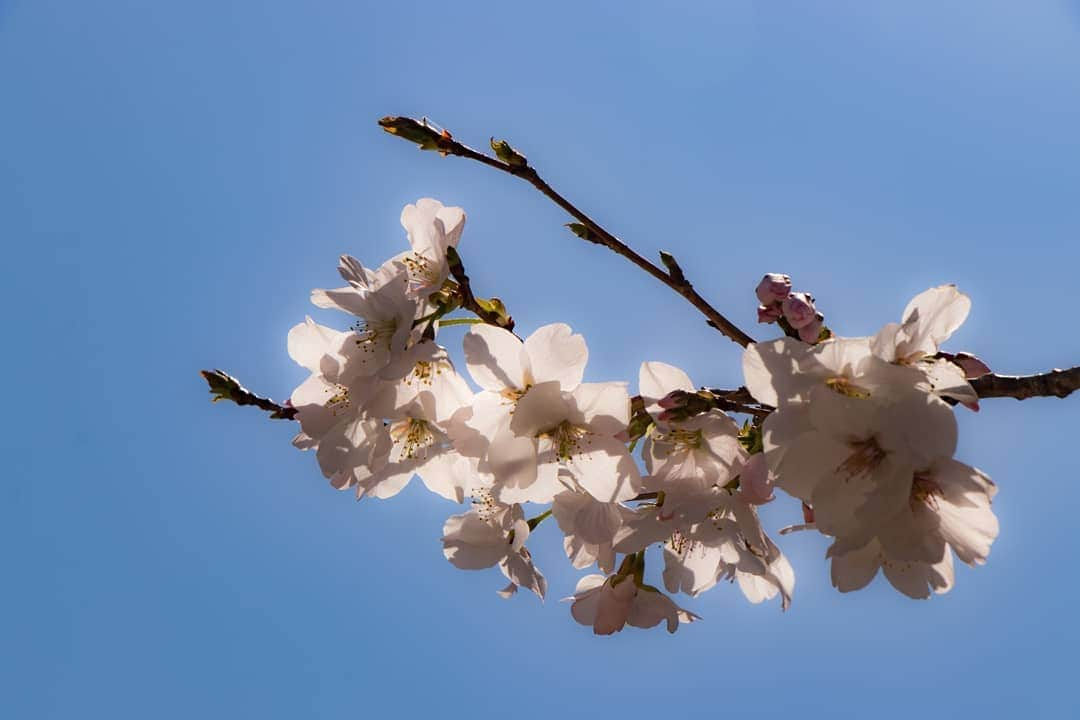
[659,250,687,285]
[378,116,451,153]
[490,138,528,167]
[565,222,603,245]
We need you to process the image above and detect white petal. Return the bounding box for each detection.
[509,381,569,437]
[524,323,588,390]
[568,382,631,436]
[566,434,642,503]
[639,361,694,416]
[830,539,882,593]
[463,324,528,392]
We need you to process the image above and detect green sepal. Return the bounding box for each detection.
[565,222,603,245]
[490,137,528,167]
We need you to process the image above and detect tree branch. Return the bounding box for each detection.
[200,369,297,419]
[971,366,1080,401]
[378,116,756,348]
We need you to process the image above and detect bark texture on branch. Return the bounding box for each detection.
[971,366,1080,401]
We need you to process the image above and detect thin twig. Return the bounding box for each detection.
[970,366,1080,401]
[200,369,297,420]
[379,116,755,347]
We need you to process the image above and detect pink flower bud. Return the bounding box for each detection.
[738,454,774,505]
[657,390,688,410]
[757,304,782,324]
[797,313,824,343]
[954,352,991,379]
[755,273,792,305]
[782,292,816,329]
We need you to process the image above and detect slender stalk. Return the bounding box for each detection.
[379,117,755,347]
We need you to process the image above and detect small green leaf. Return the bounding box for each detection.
[565,222,602,245]
[490,137,528,167]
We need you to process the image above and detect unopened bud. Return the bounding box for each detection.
[953,352,991,379]
[738,454,774,505]
[657,390,689,410]
[798,313,825,343]
[755,273,792,305]
[757,304,782,324]
[801,502,815,524]
[490,138,528,167]
[782,292,817,329]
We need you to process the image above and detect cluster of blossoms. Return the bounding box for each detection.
[286,198,999,634]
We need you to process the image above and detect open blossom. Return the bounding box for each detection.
[450,323,589,503]
[830,458,997,599]
[309,272,419,377]
[639,362,746,491]
[394,198,466,300]
[871,285,971,365]
[287,317,378,450]
[442,500,547,600]
[661,493,794,608]
[552,488,631,575]
[766,384,958,550]
[502,381,642,503]
[870,285,981,409]
[565,572,699,635]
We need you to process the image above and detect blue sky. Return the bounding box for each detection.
[5,2,1080,717]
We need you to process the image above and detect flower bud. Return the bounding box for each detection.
[757,304,782,324]
[657,390,689,410]
[755,273,792,305]
[738,454,774,505]
[782,292,816,329]
[798,313,824,343]
[953,352,991,379]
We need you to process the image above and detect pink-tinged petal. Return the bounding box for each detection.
[757,304,782,323]
[524,323,588,390]
[953,352,991,379]
[738,453,775,505]
[627,586,687,633]
[509,381,569,437]
[463,324,528,392]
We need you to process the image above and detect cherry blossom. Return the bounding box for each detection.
[565,569,699,635]
[442,500,547,599]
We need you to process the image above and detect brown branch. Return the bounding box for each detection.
[200,369,297,420]
[378,116,756,348]
[971,366,1080,401]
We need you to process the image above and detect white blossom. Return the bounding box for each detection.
[442,501,547,600]
[565,572,699,635]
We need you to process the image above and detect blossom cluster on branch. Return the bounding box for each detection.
[268,196,1010,635]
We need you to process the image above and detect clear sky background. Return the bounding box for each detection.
[5,2,1080,717]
